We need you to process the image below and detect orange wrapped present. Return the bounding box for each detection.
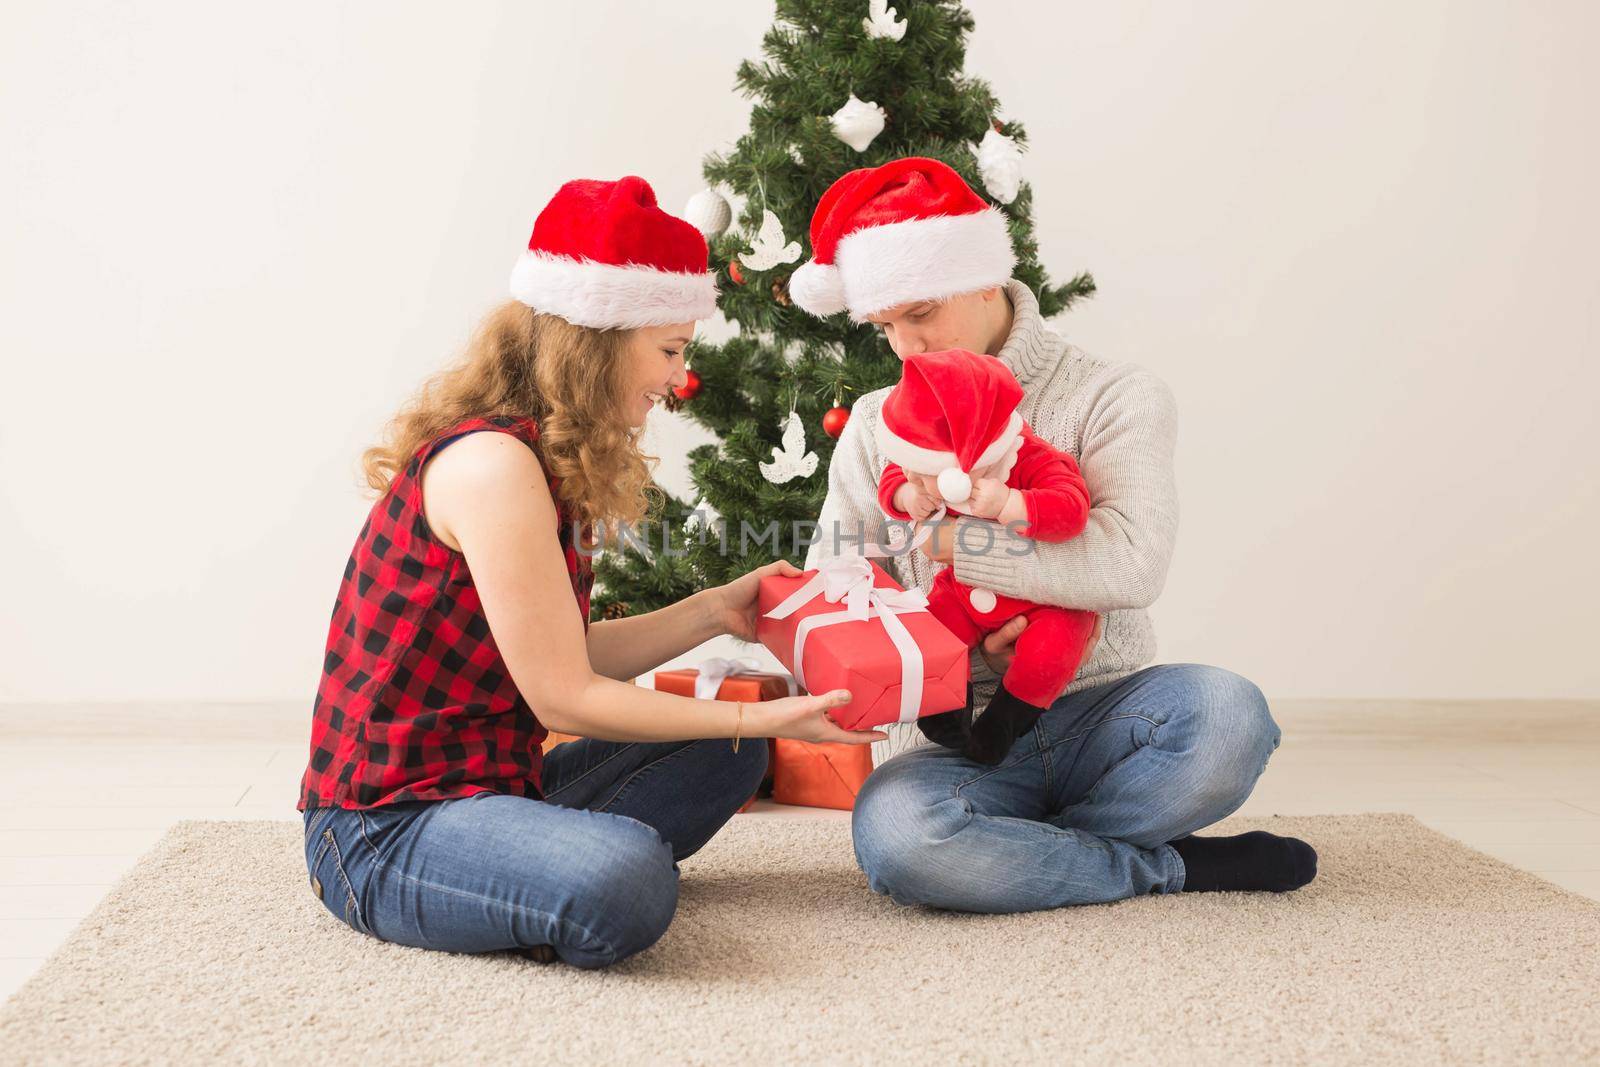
[771,738,875,811]
[653,659,795,704]
[655,658,795,811]
[540,730,583,754]
[756,555,968,730]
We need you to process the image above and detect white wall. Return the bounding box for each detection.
[2,1,1595,703]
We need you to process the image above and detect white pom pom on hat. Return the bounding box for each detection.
[788,259,848,316]
[937,467,973,504]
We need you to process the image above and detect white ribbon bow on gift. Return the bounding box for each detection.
[691,656,798,701]
[762,552,933,725]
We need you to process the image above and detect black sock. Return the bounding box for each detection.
[918,684,973,750]
[515,944,558,964]
[1169,831,1318,892]
[963,683,1045,766]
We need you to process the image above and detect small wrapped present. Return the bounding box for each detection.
[653,658,796,704]
[756,555,968,731]
[655,657,795,811]
[771,738,875,811]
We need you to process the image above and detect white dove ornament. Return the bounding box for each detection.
[863,0,907,41]
[758,411,819,484]
[740,210,801,272]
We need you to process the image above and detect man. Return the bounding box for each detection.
[794,157,1316,911]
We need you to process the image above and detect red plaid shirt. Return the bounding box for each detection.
[298,415,593,810]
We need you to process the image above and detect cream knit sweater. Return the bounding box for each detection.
[803,280,1181,766]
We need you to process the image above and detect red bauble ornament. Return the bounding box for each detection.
[822,405,850,439]
[673,368,702,400]
[728,259,746,285]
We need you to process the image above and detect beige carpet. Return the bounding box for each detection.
[2,814,1597,1065]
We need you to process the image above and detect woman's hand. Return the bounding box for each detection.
[704,558,803,642]
[749,688,886,745]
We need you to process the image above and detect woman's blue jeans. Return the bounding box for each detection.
[851,664,1282,912]
[302,735,767,968]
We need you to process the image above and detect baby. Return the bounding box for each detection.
[876,348,1098,764]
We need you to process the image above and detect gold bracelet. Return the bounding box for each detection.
[732,701,744,753]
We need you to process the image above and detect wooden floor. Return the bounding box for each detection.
[3,698,1597,1004]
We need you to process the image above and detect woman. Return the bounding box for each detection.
[298,175,880,968]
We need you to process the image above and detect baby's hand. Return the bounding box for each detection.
[965,477,1012,519]
[894,480,940,522]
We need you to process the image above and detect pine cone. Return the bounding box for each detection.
[601,601,631,620]
[771,275,792,306]
[662,391,686,413]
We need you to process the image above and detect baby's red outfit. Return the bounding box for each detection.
[877,423,1097,709]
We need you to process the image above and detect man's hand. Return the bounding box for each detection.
[978,614,1104,675]
[977,616,1027,674]
[919,519,955,565]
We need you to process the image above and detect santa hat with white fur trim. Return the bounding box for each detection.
[875,349,1025,506]
[790,157,1016,321]
[509,176,718,330]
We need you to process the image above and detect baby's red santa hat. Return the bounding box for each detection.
[509,176,718,330]
[790,157,1016,322]
[875,349,1025,505]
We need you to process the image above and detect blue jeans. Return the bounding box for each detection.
[302,735,767,968]
[851,664,1281,912]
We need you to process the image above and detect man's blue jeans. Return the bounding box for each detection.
[302,735,767,968]
[851,664,1282,912]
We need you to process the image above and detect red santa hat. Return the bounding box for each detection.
[875,349,1025,505]
[790,157,1016,321]
[508,176,718,330]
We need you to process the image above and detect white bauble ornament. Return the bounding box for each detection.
[740,209,801,272]
[683,188,732,237]
[758,411,819,484]
[863,0,907,41]
[830,94,887,153]
[971,126,1024,204]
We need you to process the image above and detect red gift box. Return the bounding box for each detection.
[756,557,968,731]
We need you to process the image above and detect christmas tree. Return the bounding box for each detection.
[592,0,1093,618]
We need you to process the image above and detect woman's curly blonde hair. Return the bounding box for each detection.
[361,300,657,528]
